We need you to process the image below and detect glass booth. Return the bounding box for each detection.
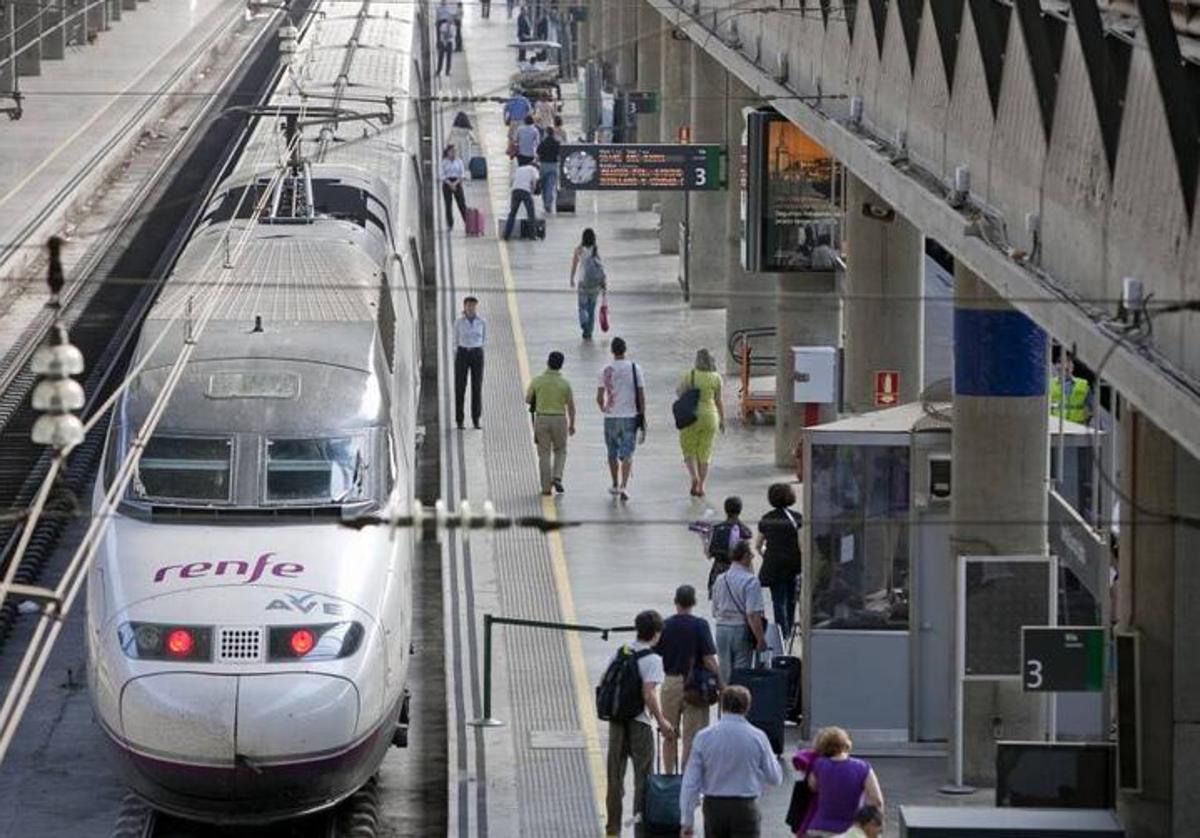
[800,402,1102,743]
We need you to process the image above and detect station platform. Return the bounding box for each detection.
[436,6,988,837]
[0,0,247,362]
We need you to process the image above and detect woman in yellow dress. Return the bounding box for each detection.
[677,348,725,497]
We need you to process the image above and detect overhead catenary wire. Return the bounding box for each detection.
[0,93,312,763]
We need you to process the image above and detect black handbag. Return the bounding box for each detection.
[784,778,814,830]
[682,664,720,707]
[672,371,701,430]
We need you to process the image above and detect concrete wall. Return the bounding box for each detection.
[639,0,1200,460]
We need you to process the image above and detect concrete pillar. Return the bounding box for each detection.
[65,0,84,46]
[0,4,13,94]
[950,266,1049,785]
[614,0,637,89]
[686,43,727,309]
[41,1,65,60]
[724,77,775,373]
[658,24,689,254]
[842,174,924,412]
[594,0,610,82]
[586,0,602,68]
[635,0,661,204]
[86,0,108,37]
[109,0,121,23]
[774,273,840,466]
[15,0,43,76]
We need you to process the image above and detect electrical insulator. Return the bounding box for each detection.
[30,240,86,453]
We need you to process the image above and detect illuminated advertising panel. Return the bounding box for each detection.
[744,110,841,272]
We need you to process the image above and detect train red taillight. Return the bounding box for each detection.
[289,629,316,656]
[165,629,195,657]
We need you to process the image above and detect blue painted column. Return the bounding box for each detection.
[950,265,1049,785]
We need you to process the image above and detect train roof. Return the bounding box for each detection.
[146,228,384,346]
[121,323,389,434]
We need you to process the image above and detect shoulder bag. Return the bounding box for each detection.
[632,363,646,433]
[672,370,701,430]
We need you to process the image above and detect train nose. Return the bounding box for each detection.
[233,673,360,759]
[118,671,361,811]
[120,673,360,764]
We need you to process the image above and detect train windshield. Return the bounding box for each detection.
[265,436,366,505]
[135,436,234,503]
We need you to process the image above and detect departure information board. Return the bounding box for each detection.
[559,144,722,191]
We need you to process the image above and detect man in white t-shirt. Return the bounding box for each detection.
[605,609,673,838]
[595,336,645,501]
[502,161,540,240]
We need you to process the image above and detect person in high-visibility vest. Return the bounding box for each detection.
[1050,354,1091,424]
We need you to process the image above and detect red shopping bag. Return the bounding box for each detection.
[599,294,610,333]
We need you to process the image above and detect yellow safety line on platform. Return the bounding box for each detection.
[480,122,607,826]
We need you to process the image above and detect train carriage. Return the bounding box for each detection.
[84,1,427,823]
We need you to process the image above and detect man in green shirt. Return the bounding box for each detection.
[526,351,576,495]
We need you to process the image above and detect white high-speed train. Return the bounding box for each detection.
[85,1,426,823]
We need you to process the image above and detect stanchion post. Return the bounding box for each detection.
[469,613,504,727]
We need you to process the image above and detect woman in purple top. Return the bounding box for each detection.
[800,726,885,836]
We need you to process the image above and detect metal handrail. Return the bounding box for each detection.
[728,325,776,367]
[468,613,636,727]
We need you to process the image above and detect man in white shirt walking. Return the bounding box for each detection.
[679,685,783,838]
[595,336,645,501]
[453,296,487,429]
[605,610,674,838]
[502,160,539,240]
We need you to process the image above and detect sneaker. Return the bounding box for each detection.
[540,488,553,496]
[608,485,620,496]
[552,479,564,494]
[619,488,630,501]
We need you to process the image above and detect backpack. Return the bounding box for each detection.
[707,521,746,563]
[596,645,651,722]
[580,248,606,291]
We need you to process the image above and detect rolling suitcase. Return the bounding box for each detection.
[730,658,788,755]
[556,186,576,213]
[468,156,487,180]
[765,621,784,657]
[771,654,803,723]
[643,732,682,836]
[519,217,546,240]
[464,207,485,237]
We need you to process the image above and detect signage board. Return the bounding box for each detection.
[744,109,841,272]
[875,370,900,406]
[1022,626,1105,692]
[558,143,722,191]
[627,91,659,114]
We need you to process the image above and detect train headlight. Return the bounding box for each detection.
[118,622,213,661]
[268,622,364,662]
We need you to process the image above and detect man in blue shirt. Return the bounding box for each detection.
[453,296,487,429]
[680,686,782,837]
[503,92,532,126]
[656,585,719,773]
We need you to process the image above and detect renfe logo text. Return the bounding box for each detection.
[152,552,303,584]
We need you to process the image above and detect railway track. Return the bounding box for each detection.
[0,0,313,651]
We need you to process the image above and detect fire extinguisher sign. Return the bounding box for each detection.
[875,371,900,406]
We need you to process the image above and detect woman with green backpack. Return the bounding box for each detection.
[568,227,606,340]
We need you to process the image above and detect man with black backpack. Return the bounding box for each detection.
[598,610,673,837]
